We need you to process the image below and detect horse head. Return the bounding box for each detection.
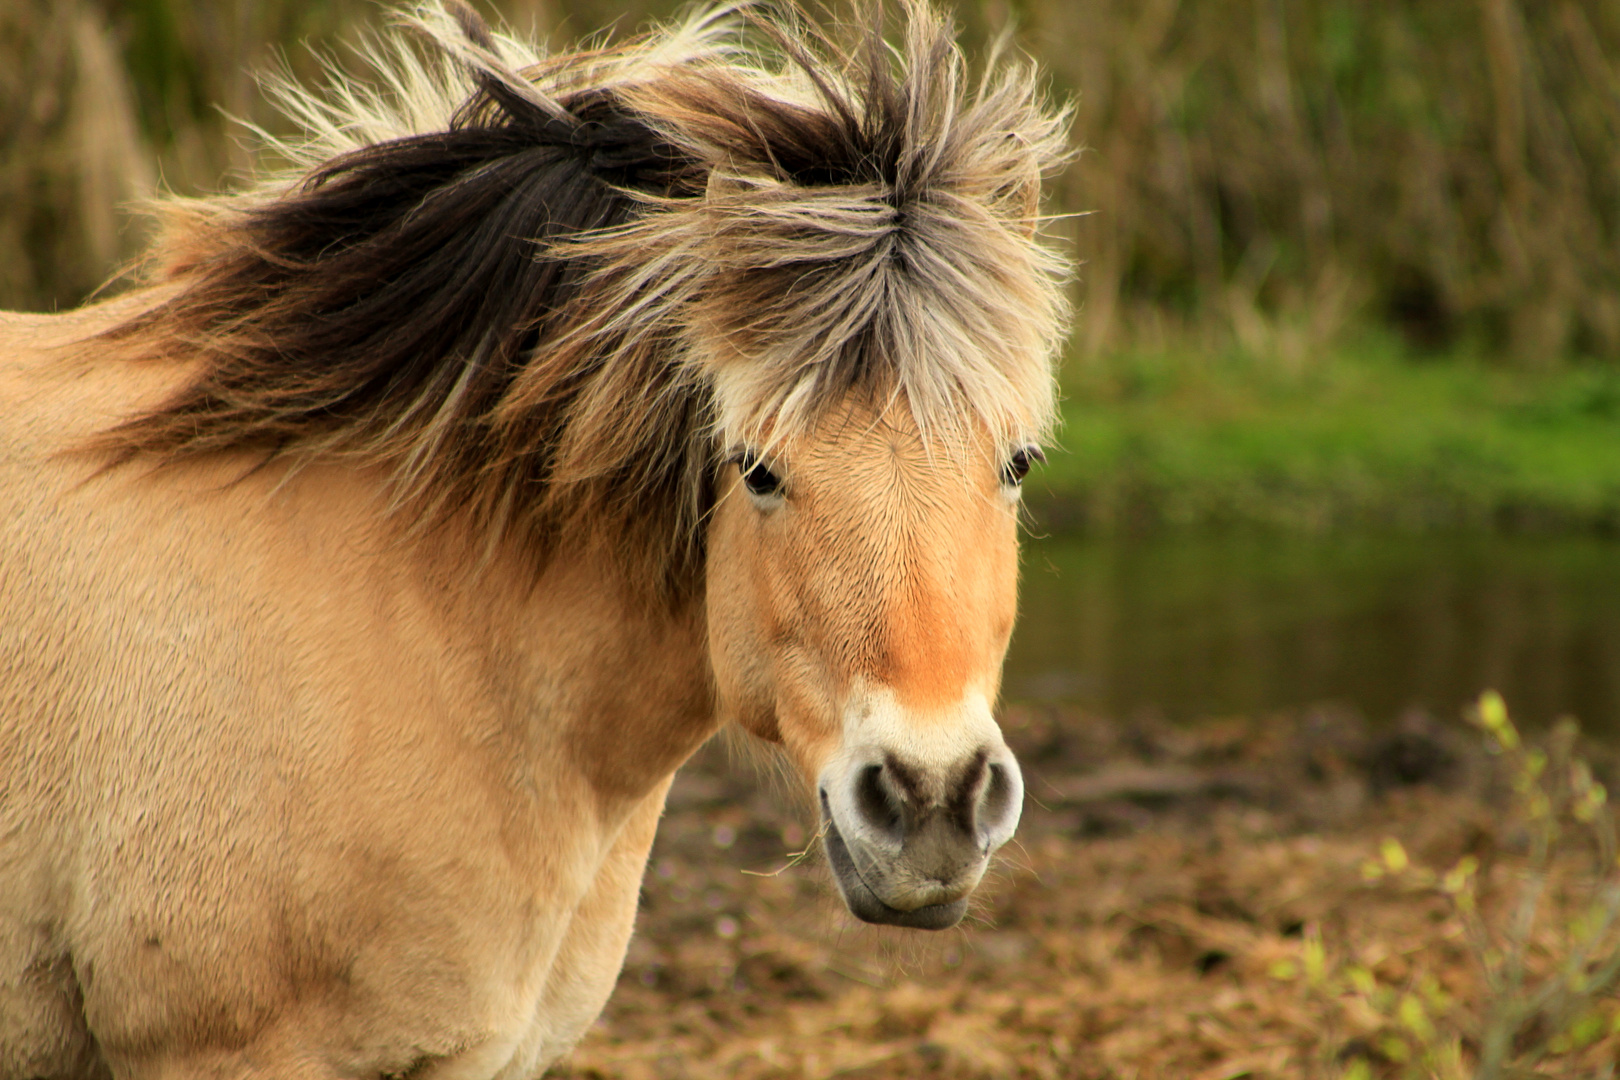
[708,400,1037,927]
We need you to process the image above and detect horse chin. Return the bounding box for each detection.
[822,817,970,930]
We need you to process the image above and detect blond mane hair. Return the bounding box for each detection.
[100,0,1072,598]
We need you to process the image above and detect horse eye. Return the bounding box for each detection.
[739,453,783,498]
[1002,445,1045,486]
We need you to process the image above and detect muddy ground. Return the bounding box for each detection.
[552,706,1620,1079]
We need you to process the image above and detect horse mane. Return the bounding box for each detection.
[98,0,1072,601]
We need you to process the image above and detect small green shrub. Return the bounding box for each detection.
[1300,691,1620,1079]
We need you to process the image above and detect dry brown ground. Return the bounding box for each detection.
[553,707,1620,1080]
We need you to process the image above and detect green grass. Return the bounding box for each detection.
[1033,335,1620,532]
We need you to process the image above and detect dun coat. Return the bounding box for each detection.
[0,2,1069,1076]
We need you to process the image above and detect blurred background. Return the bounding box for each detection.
[5,0,1619,734]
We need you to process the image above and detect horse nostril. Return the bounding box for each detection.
[831,749,1021,858]
[978,763,1015,841]
[853,762,903,838]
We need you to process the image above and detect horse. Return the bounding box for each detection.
[0,1,1069,1075]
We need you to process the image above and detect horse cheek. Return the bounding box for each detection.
[706,497,781,742]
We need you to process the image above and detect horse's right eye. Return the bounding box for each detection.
[740,454,782,499]
[1001,444,1046,487]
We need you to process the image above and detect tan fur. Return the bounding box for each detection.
[1,3,1063,1074]
[2,304,717,1079]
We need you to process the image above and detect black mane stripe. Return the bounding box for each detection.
[98,0,1071,601]
[119,88,691,435]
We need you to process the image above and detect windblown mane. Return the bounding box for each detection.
[100,0,1071,599]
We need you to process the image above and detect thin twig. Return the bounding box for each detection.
[740,819,830,878]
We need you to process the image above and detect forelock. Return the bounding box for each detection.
[566,0,1073,446]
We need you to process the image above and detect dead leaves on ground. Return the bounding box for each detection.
[553,708,1620,1079]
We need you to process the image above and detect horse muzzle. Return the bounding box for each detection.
[817,734,1024,930]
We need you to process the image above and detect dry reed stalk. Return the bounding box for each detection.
[0,0,152,309]
[1028,0,1620,364]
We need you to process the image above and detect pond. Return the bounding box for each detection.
[1006,532,1620,737]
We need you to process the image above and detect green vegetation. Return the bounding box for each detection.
[1034,337,1620,532]
[1309,693,1620,1079]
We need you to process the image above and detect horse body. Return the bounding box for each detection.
[0,305,715,1077]
[0,2,1071,1075]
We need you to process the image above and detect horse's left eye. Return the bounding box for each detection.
[739,452,783,498]
[1001,445,1045,486]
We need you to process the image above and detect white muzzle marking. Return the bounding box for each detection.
[817,687,1024,929]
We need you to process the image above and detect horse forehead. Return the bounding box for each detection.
[794,469,990,596]
[797,416,991,518]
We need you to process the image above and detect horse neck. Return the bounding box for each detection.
[418,522,722,811]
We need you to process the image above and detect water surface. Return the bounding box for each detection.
[1006,533,1620,735]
